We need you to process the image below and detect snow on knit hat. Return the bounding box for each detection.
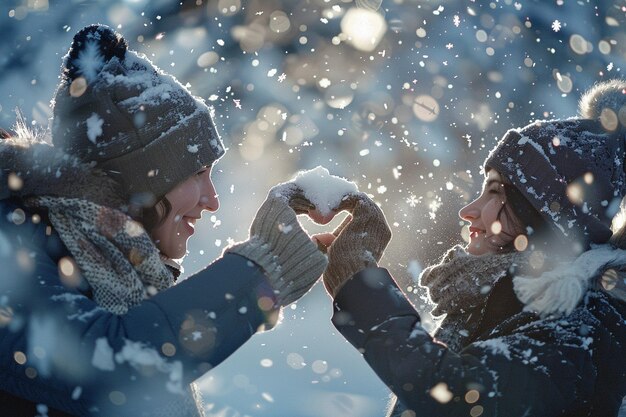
[484,79,626,250]
[51,24,225,204]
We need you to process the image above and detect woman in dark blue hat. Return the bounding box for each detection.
[321,80,626,416]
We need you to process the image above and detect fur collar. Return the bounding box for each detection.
[0,130,125,208]
[514,244,626,317]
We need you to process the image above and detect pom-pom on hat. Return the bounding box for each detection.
[484,79,626,251]
[51,24,224,206]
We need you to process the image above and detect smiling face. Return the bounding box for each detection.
[151,166,219,259]
[459,170,524,255]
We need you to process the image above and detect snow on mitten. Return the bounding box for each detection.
[292,166,358,225]
[323,193,392,297]
[225,183,328,306]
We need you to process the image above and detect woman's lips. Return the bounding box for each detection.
[183,216,196,235]
[469,226,485,239]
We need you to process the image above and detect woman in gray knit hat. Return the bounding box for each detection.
[317,80,626,416]
[0,25,327,417]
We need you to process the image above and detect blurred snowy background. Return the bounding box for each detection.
[1,0,625,416]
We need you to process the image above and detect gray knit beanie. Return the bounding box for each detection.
[51,24,224,204]
[485,79,626,249]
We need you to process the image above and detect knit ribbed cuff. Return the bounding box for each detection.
[226,236,327,306]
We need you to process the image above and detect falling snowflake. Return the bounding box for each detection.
[428,198,442,220]
[446,43,454,50]
[607,62,614,72]
[86,113,103,144]
[551,20,561,32]
[406,194,421,208]
[453,15,460,27]
[233,99,242,109]
[74,40,104,83]
[278,73,287,82]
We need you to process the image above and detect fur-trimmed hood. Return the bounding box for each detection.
[0,129,125,208]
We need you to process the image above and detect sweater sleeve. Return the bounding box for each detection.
[0,217,279,417]
[332,268,596,417]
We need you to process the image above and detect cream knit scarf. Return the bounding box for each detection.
[419,245,529,351]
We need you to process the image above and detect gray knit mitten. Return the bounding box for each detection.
[323,193,391,297]
[226,184,328,306]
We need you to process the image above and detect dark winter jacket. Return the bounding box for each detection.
[0,136,279,416]
[333,265,626,416]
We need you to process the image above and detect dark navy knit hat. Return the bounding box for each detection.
[51,24,225,204]
[485,80,626,250]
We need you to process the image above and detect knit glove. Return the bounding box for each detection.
[322,193,392,297]
[225,183,328,306]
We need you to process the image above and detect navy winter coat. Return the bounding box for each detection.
[333,267,626,416]
[0,199,279,417]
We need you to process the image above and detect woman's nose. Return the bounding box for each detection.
[200,176,220,212]
[459,199,480,221]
